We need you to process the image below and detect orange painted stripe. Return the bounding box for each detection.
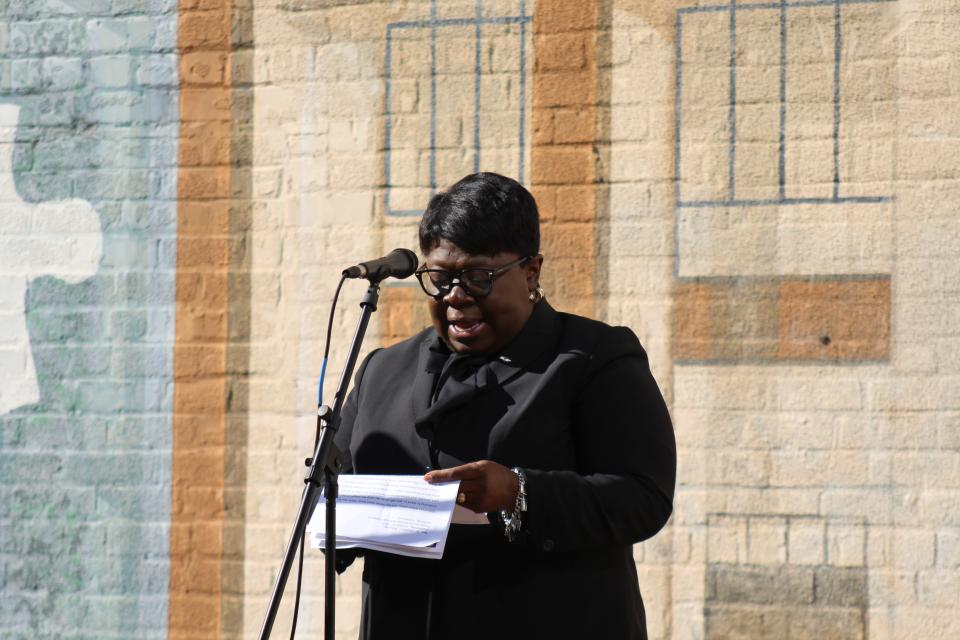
[778,277,890,361]
[531,0,601,318]
[170,0,233,637]
[672,276,891,363]
[380,285,433,347]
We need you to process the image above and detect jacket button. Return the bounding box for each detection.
[542,539,555,552]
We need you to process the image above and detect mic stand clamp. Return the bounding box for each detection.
[310,404,341,640]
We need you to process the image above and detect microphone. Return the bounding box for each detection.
[342,248,419,282]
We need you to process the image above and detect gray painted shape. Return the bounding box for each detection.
[0,1,177,636]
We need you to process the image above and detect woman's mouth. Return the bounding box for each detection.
[448,319,484,339]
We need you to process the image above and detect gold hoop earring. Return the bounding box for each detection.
[528,285,545,303]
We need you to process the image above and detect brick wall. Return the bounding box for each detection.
[2,0,960,638]
[0,0,179,637]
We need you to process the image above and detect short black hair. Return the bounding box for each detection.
[418,172,540,257]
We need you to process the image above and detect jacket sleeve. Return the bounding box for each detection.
[519,328,676,553]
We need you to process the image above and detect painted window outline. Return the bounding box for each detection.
[383,0,531,217]
[673,0,897,210]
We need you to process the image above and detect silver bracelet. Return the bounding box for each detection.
[501,467,527,542]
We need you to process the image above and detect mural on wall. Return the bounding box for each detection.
[0,6,178,636]
[672,0,896,364]
[5,0,958,637]
[379,0,533,344]
[0,104,102,415]
[668,2,897,637]
[383,0,531,217]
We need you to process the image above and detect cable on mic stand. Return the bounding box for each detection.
[258,248,416,640]
[288,273,347,639]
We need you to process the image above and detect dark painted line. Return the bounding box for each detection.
[833,0,842,200]
[429,0,438,194]
[678,3,760,12]
[779,0,787,200]
[677,0,896,14]
[385,5,532,216]
[674,272,891,284]
[474,0,483,173]
[390,15,533,29]
[518,0,527,182]
[674,357,890,366]
[677,195,894,207]
[674,11,684,278]
[729,0,738,201]
[384,24,394,213]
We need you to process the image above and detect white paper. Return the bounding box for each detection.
[307,475,460,559]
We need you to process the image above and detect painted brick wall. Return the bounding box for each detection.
[0,0,178,637]
[3,0,960,639]
[241,2,960,639]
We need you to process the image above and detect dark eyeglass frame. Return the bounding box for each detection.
[415,255,533,299]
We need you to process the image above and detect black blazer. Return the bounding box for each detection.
[334,302,676,640]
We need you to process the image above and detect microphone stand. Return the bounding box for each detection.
[258,282,381,640]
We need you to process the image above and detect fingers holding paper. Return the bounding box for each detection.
[425,460,519,513]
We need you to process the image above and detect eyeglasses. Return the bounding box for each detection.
[415,256,532,299]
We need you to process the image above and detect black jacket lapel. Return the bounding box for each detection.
[411,334,445,441]
[486,301,562,386]
[413,303,562,444]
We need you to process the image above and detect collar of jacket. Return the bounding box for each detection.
[421,300,561,384]
[411,301,562,442]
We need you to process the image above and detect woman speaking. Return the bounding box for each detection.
[334,172,676,639]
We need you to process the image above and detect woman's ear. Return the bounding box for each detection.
[526,254,544,288]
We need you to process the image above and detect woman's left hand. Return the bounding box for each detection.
[425,460,519,513]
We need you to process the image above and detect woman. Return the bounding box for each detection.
[334,172,676,639]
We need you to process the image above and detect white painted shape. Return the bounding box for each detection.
[0,104,102,415]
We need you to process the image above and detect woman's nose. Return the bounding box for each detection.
[443,281,473,305]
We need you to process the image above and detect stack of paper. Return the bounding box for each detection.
[307,474,460,559]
